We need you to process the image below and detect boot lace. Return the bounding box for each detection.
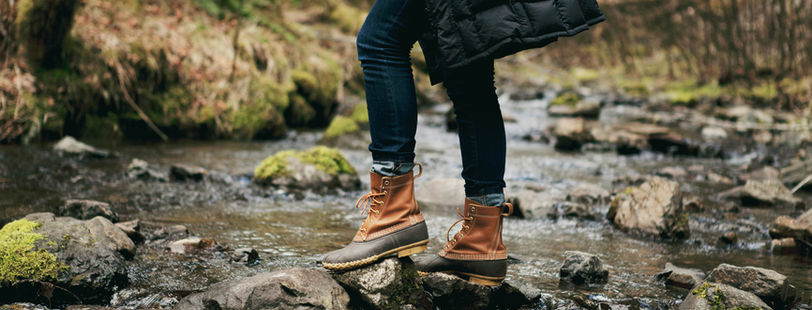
[445,207,472,247]
[355,192,386,234]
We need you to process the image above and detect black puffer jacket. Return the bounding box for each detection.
[419,0,605,85]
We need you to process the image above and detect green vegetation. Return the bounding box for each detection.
[349,104,369,124]
[324,116,360,139]
[690,282,764,310]
[550,92,581,107]
[15,0,80,67]
[254,146,356,182]
[0,219,68,284]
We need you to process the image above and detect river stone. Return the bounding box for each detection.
[769,209,812,254]
[330,257,429,309]
[739,166,781,183]
[231,248,260,264]
[59,199,119,222]
[719,179,801,208]
[655,263,704,289]
[174,268,350,310]
[701,126,728,140]
[590,125,647,155]
[126,158,167,182]
[114,219,144,243]
[607,177,690,240]
[552,202,597,220]
[415,178,465,213]
[254,152,361,192]
[768,238,797,254]
[551,117,593,151]
[679,282,772,310]
[169,164,207,182]
[0,212,135,305]
[548,99,601,119]
[167,237,221,254]
[566,183,610,206]
[706,263,794,307]
[53,136,109,158]
[559,251,608,285]
[509,189,563,219]
[420,272,537,309]
[781,158,812,192]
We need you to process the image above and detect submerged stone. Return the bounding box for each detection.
[53,136,109,158]
[559,251,609,285]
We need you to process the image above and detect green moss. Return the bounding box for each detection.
[550,92,581,107]
[249,74,292,114]
[285,93,317,127]
[0,219,68,284]
[290,59,341,125]
[15,0,81,67]
[323,116,360,139]
[572,67,600,83]
[325,0,366,34]
[253,146,356,183]
[664,80,722,105]
[349,104,369,125]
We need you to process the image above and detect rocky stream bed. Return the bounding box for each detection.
[1,88,811,309]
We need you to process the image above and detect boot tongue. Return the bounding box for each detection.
[369,171,384,193]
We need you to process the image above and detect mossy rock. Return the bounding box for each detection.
[290,59,341,126]
[323,116,361,140]
[0,213,135,306]
[230,94,288,140]
[253,146,360,191]
[680,282,771,310]
[285,93,317,127]
[549,92,582,107]
[0,219,67,285]
[349,104,369,125]
[15,0,81,68]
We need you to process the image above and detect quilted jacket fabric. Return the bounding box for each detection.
[418,0,606,85]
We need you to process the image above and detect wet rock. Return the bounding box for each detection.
[769,209,812,242]
[253,146,361,191]
[590,125,647,155]
[508,88,545,101]
[719,232,738,245]
[114,219,144,243]
[706,263,794,307]
[330,257,429,309]
[656,167,688,179]
[701,126,728,141]
[607,177,689,240]
[169,164,207,182]
[679,282,772,310]
[655,263,704,289]
[175,268,350,310]
[548,99,602,119]
[167,237,221,254]
[566,183,610,206]
[59,199,119,222]
[740,166,781,183]
[707,171,734,184]
[719,179,801,208]
[231,248,259,264]
[420,272,538,310]
[559,251,608,285]
[781,158,812,192]
[53,136,109,158]
[553,202,598,220]
[0,213,135,305]
[415,178,465,213]
[683,196,704,213]
[768,238,797,254]
[550,118,593,151]
[153,225,189,240]
[126,159,167,182]
[509,189,564,219]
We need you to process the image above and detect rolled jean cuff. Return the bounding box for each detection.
[463,183,505,198]
[371,160,414,176]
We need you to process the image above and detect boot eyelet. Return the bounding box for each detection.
[471,206,476,212]
[384,180,390,185]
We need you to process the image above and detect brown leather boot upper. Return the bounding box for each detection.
[353,166,424,242]
[439,199,513,260]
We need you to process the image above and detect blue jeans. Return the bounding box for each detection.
[357,0,506,198]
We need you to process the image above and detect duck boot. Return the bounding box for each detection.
[415,198,513,286]
[322,164,429,271]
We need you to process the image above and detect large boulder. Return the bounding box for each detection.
[706,264,794,307]
[58,200,119,222]
[559,251,608,285]
[719,179,802,208]
[0,213,135,306]
[330,257,429,309]
[253,146,361,191]
[679,282,772,310]
[53,136,109,158]
[655,263,704,289]
[607,177,690,240]
[174,268,350,310]
[420,272,538,309]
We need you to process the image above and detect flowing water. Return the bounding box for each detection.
[1,94,810,308]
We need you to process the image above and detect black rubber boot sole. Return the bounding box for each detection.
[322,221,429,271]
[415,255,508,286]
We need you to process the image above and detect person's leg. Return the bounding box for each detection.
[357,0,426,176]
[445,59,507,205]
[322,0,429,271]
[415,59,512,286]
